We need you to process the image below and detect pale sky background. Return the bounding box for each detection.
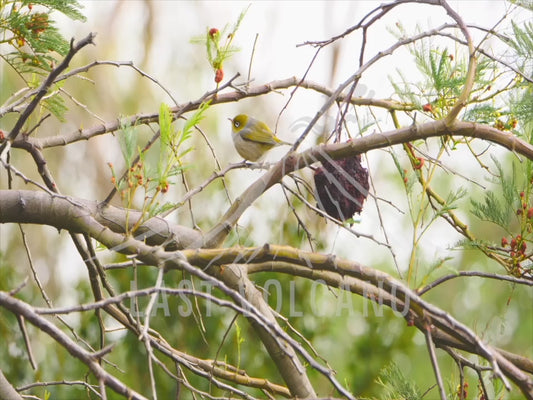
[57,1,518,102]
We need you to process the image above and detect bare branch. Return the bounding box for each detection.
[417,271,533,296]
[204,120,533,247]
[0,369,22,400]
[0,292,148,400]
[424,324,446,400]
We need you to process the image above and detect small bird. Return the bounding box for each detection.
[229,114,291,161]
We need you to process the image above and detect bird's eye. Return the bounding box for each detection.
[234,121,240,128]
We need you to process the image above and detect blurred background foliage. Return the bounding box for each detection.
[0,1,532,399]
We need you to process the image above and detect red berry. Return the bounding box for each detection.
[511,239,517,249]
[527,208,533,219]
[520,191,525,198]
[501,237,508,247]
[209,28,219,37]
[413,157,425,170]
[214,68,224,83]
[422,103,433,112]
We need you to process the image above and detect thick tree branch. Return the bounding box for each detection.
[1,3,530,397]
[0,190,202,250]
[11,76,411,151]
[0,370,22,400]
[2,190,531,397]
[0,191,330,398]
[179,246,533,394]
[204,119,533,247]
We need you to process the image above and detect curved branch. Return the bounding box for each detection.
[12,76,411,151]
[182,248,532,396]
[0,191,332,398]
[2,190,531,397]
[249,260,533,390]
[0,190,203,250]
[204,119,533,247]
[417,271,533,296]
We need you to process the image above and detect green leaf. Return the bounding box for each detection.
[22,0,86,22]
[463,104,500,124]
[181,100,210,144]
[158,103,173,176]
[159,103,173,146]
[375,362,422,400]
[119,119,137,166]
[436,187,467,216]
[471,190,509,226]
[470,155,526,229]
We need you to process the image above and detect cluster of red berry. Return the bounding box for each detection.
[108,162,158,197]
[516,191,533,218]
[402,143,425,185]
[25,12,49,36]
[208,28,224,83]
[12,5,49,48]
[456,382,468,399]
[500,192,532,273]
[494,118,518,131]
[501,234,527,258]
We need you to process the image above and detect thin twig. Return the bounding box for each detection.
[55,60,180,107]
[17,315,37,370]
[424,324,447,400]
[17,380,101,397]
[417,271,533,296]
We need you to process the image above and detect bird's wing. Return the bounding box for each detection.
[240,121,281,145]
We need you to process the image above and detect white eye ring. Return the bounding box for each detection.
[234,121,240,128]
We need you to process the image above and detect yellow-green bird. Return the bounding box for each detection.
[229,114,292,161]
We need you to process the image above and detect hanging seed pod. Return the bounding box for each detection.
[314,155,369,221]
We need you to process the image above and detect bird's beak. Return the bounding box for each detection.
[227,118,233,123]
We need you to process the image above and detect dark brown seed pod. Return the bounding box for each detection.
[314,155,369,221]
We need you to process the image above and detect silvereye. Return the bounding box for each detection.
[229,114,291,161]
